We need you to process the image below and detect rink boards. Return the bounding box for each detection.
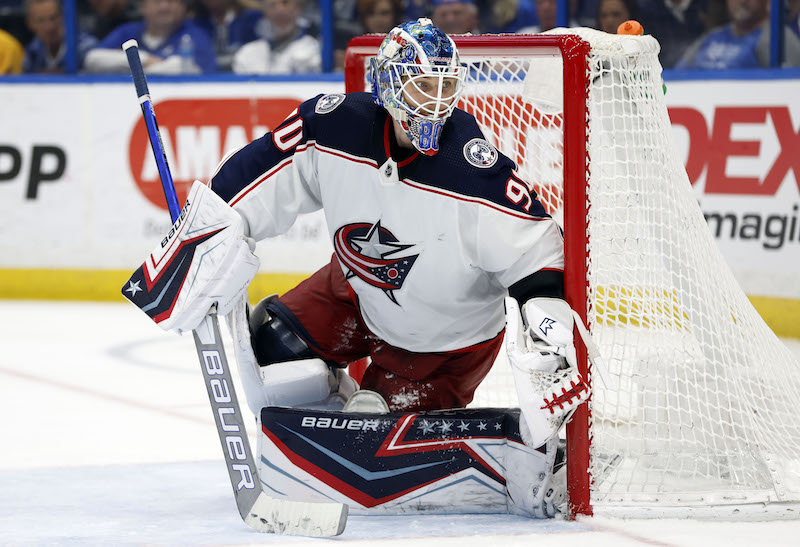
[0,77,798,336]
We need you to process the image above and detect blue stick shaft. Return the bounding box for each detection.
[123,40,182,222]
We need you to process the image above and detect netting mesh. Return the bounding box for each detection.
[352,29,800,516]
[458,52,567,411]
[568,28,800,514]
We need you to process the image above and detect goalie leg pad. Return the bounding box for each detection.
[342,390,390,413]
[506,417,564,518]
[257,407,558,517]
[229,297,358,414]
[259,359,339,408]
[248,295,317,365]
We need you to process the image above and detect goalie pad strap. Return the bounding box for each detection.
[229,297,344,415]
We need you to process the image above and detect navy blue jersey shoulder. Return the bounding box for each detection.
[211,91,549,219]
[406,109,549,219]
[298,92,382,159]
[210,92,377,203]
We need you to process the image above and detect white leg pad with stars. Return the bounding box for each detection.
[256,406,558,517]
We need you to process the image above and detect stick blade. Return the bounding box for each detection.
[244,493,348,536]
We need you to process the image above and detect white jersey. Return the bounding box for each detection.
[210,93,564,352]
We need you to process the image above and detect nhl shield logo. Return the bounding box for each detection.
[315,93,346,114]
[463,138,498,168]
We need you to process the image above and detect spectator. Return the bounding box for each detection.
[519,0,579,33]
[329,0,401,71]
[194,0,262,71]
[78,0,140,41]
[232,0,320,74]
[676,0,800,68]
[357,0,401,34]
[595,0,637,34]
[703,0,731,29]
[480,0,539,34]
[431,0,479,34]
[0,28,24,73]
[84,0,217,73]
[638,0,710,68]
[330,0,402,69]
[23,0,97,72]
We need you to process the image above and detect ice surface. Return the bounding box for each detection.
[2,300,800,546]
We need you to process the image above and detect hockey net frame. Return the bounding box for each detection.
[343,30,800,519]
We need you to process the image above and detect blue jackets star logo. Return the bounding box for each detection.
[334,221,419,305]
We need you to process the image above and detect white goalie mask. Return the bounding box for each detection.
[369,18,466,156]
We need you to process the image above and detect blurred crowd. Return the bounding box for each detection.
[1,0,800,75]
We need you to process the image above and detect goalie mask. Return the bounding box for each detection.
[369,18,466,156]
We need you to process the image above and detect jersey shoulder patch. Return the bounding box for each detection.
[300,92,382,160]
[314,93,346,114]
[406,110,549,218]
[462,138,498,168]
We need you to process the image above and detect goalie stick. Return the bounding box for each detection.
[122,39,348,537]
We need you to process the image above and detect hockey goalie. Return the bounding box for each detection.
[124,18,590,519]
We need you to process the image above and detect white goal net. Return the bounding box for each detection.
[344,28,800,518]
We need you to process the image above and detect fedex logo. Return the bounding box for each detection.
[669,106,800,195]
[463,97,800,198]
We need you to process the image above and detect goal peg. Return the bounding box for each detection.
[617,20,643,35]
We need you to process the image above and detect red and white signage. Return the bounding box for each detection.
[0,79,797,298]
[667,80,800,297]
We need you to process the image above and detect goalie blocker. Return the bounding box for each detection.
[122,180,260,335]
[258,406,564,518]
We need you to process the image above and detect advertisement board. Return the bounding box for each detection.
[668,80,800,300]
[0,78,797,333]
[0,81,336,268]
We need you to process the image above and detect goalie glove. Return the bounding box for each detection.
[505,296,590,448]
[122,180,260,334]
